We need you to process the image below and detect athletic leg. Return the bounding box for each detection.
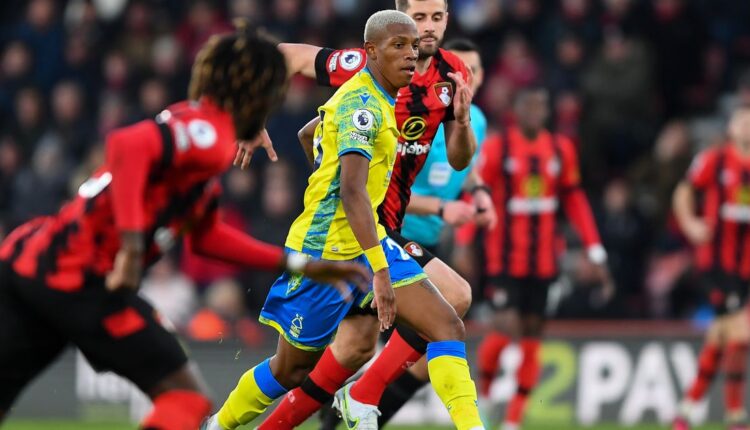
[723,310,750,424]
[259,314,379,429]
[211,336,319,429]
[501,279,549,430]
[0,268,66,424]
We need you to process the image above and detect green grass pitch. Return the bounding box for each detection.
[0,421,729,430]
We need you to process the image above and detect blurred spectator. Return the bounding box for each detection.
[188,278,265,346]
[595,178,651,316]
[136,77,171,121]
[151,35,189,100]
[580,29,654,187]
[554,90,583,143]
[0,136,22,230]
[541,0,599,59]
[50,80,94,162]
[10,138,71,226]
[489,33,541,90]
[176,0,232,63]
[13,0,64,92]
[546,33,587,94]
[10,86,46,160]
[0,40,33,117]
[628,120,693,230]
[644,0,709,117]
[140,256,198,330]
[116,0,155,72]
[101,49,133,100]
[600,0,642,35]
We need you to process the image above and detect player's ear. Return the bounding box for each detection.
[364,41,377,60]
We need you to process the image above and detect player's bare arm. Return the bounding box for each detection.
[443,71,476,170]
[673,180,713,245]
[297,116,321,167]
[406,194,475,226]
[340,153,396,331]
[278,43,324,78]
[464,167,497,228]
[234,44,325,170]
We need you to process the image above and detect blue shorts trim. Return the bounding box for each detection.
[259,236,426,350]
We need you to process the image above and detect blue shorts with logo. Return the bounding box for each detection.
[259,236,427,351]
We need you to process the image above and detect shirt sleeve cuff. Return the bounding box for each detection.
[338,147,372,160]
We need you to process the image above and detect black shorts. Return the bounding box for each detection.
[700,270,749,316]
[486,275,553,317]
[0,262,188,410]
[386,229,437,267]
[346,229,436,318]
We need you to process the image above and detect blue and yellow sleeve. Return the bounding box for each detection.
[334,91,382,160]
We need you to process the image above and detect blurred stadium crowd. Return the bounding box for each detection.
[2,0,750,344]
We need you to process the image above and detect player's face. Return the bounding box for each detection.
[451,50,483,93]
[372,24,419,89]
[403,0,448,60]
[729,109,750,145]
[515,91,549,131]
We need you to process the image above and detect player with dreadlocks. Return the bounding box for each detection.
[0,23,369,430]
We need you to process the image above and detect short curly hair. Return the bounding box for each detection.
[188,21,288,140]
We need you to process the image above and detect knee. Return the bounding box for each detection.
[331,337,376,370]
[433,313,466,341]
[445,276,472,318]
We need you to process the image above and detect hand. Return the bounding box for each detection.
[473,189,497,229]
[371,269,396,332]
[447,71,473,126]
[442,200,476,226]
[234,129,277,169]
[302,260,371,302]
[683,218,713,245]
[106,249,143,291]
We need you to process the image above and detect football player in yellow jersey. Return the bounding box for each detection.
[204,10,484,430]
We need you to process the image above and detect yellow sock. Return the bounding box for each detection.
[216,358,287,429]
[426,341,484,430]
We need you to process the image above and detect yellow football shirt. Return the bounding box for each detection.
[285,68,398,260]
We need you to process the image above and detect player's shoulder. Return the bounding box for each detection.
[436,48,467,73]
[333,73,387,113]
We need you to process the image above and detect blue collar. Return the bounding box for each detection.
[363,67,396,106]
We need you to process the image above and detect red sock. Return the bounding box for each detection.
[686,342,722,402]
[140,390,211,430]
[477,331,510,397]
[258,347,355,430]
[723,342,748,413]
[505,338,541,425]
[350,330,423,406]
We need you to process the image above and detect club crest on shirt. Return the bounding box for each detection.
[433,82,453,106]
[404,241,424,257]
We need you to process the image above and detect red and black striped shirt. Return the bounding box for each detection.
[687,144,750,280]
[314,47,469,231]
[0,99,283,292]
[480,127,602,280]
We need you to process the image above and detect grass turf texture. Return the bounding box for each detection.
[0,421,730,430]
